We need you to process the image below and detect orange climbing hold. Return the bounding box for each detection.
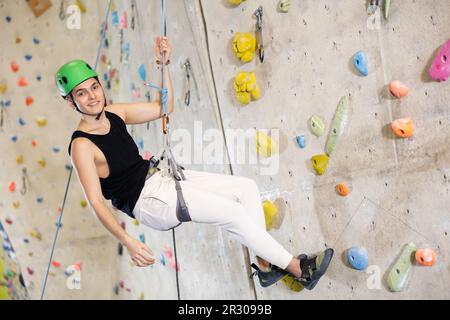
[25,96,34,107]
[415,248,436,266]
[336,183,350,196]
[389,80,409,99]
[391,118,414,138]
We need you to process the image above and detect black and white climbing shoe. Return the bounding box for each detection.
[250,263,288,288]
[250,248,334,290]
[296,248,334,290]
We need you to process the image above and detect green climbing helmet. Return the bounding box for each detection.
[55,60,98,97]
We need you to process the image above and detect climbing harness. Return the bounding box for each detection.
[40,0,113,300]
[143,0,192,226]
[254,6,265,63]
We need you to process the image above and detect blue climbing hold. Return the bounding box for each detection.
[52,146,60,153]
[36,196,43,203]
[353,51,369,76]
[25,54,33,61]
[11,135,18,142]
[33,37,40,45]
[295,135,306,149]
[111,11,119,26]
[3,241,12,252]
[24,238,29,243]
[6,16,12,23]
[36,75,42,81]
[18,117,26,126]
[138,64,146,82]
[2,100,12,107]
[139,233,145,244]
[347,247,369,270]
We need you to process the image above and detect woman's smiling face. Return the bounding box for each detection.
[69,77,105,112]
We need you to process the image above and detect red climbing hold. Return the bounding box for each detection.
[10,61,19,73]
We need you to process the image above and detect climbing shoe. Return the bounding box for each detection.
[296,248,334,290]
[250,263,288,288]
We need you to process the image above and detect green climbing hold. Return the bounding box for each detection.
[278,0,291,13]
[309,115,325,137]
[384,0,391,19]
[325,95,350,157]
[311,154,330,175]
[387,242,417,292]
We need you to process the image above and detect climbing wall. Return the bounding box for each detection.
[198,0,450,299]
[0,0,119,299]
[1,0,449,300]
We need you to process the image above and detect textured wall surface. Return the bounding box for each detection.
[0,0,449,299]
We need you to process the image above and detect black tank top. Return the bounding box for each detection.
[68,111,150,218]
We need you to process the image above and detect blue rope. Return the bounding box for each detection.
[40,0,113,300]
[144,0,169,132]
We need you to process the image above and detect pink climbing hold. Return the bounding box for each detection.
[8,182,16,192]
[17,76,28,87]
[429,39,450,82]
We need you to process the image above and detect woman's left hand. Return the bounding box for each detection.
[155,36,171,64]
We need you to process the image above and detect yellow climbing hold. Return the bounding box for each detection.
[113,78,120,95]
[37,159,46,168]
[76,0,86,13]
[228,0,246,5]
[12,201,20,209]
[234,71,260,105]
[256,131,276,158]
[36,117,48,127]
[80,200,87,208]
[262,200,278,230]
[232,32,256,63]
[133,219,140,226]
[282,274,303,292]
[0,82,7,94]
[311,154,330,175]
[16,155,24,164]
[30,229,42,240]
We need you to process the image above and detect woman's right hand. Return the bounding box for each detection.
[124,237,155,267]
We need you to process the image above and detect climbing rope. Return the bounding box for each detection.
[142,0,182,300]
[40,0,113,300]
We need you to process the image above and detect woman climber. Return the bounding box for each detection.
[56,37,333,290]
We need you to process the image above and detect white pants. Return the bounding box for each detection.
[132,169,293,269]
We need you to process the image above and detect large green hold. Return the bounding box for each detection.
[387,242,417,292]
[309,115,325,137]
[325,95,350,157]
[384,0,391,19]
